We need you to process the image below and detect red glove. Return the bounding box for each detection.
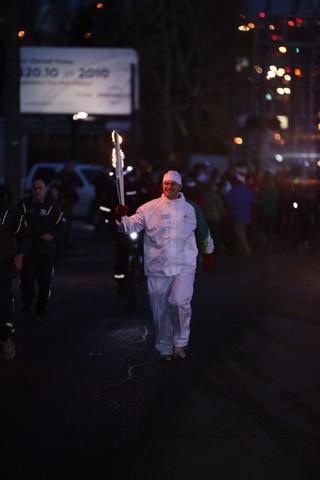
[115,204,128,221]
[203,253,213,273]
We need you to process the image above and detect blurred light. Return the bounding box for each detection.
[284,74,291,81]
[267,70,276,79]
[275,154,283,162]
[277,87,284,95]
[295,47,300,53]
[129,232,138,240]
[317,122,320,131]
[126,165,134,172]
[99,205,111,212]
[83,32,92,39]
[259,12,266,18]
[73,111,88,120]
[238,25,250,31]
[284,66,291,73]
[254,65,262,73]
[284,87,291,94]
[277,67,285,76]
[277,115,288,129]
[269,24,275,30]
[248,22,255,29]
[317,159,320,167]
[296,17,303,24]
[288,20,295,27]
[270,65,277,71]
[278,45,287,53]
[294,68,303,77]
[233,137,243,145]
[236,57,249,71]
[271,34,282,41]
[96,2,104,8]
[265,93,272,100]
[274,133,281,140]
[18,30,26,38]
[293,202,298,209]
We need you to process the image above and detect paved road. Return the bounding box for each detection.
[1,223,320,479]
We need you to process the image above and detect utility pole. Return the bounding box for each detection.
[3,0,21,202]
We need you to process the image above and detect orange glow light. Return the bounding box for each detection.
[18,30,25,38]
[96,2,104,8]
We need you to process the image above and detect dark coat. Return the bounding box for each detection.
[18,195,66,256]
[0,199,30,278]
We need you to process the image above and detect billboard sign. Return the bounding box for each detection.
[20,47,139,115]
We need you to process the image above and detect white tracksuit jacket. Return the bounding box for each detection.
[121,192,214,276]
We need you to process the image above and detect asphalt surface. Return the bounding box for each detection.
[1,222,320,480]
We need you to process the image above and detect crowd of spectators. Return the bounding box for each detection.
[99,159,320,257]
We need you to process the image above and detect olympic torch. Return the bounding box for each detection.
[111,130,125,205]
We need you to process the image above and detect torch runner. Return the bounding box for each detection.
[111,130,125,205]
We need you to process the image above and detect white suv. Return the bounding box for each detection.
[23,162,102,219]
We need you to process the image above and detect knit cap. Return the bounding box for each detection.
[162,170,182,185]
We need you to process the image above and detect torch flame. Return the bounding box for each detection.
[111,130,125,167]
[112,148,125,168]
[111,130,123,144]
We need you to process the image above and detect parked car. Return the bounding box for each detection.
[22,162,102,219]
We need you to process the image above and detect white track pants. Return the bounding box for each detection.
[147,268,195,355]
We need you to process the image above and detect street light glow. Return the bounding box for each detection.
[73,112,88,120]
[278,46,287,53]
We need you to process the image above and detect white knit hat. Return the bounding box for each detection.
[162,170,182,185]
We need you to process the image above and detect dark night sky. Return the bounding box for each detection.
[243,0,320,14]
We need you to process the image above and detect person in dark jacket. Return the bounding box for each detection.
[0,185,30,360]
[18,176,66,318]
